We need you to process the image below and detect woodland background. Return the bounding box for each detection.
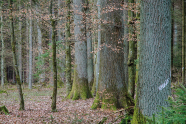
[0,0,186,123]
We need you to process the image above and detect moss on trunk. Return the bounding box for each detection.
[67,66,92,100]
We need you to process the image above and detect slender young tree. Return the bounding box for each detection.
[50,0,58,112]
[123,0,129,89]
[18,0,22,83]
[28,0,33,89]
[132,0,171,123]
[1,2,5,87]
[65,0,72,96]
[128,0,136,98]
[67,0,92,100]
[9,0,25,110]
[86,0,94,90]
[182,0,185,84]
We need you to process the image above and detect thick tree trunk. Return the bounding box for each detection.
[91,0,130,110]
[9,0,25,110]
[29,0,33,89]
[132,0,171,122]
[67,0,92,100]
[65,0,72,96]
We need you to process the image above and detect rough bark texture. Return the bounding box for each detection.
[91,0,129,110]
[9,0,25,110]
[132,0,171,122]
[29,0,33,89]
[65,0,72,96]
[127,0,136,98]
[67,0,92,100]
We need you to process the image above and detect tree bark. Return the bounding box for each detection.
[50,0,58,112]
[67,0,92,100]
[123,0,129,90]
[86,1,94,90]
[29,0,33,89]
[18,0,22,83]
[9,0,25,110]
[128,0,136,98]
[1,4,5,88]
[182,0,185,84]
[91,0,131,110]
[132,0,171,122]
[65,0,72,96]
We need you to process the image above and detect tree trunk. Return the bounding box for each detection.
[9,0,25,110]
[182,0,185,84]
[18,0,22,83]
[95,0,101,95]
[123,0,129,89]
[132,0,171,122]
[1,4,5,87]
[50,0,58,112]
[29,0,33,89]
[91,0,130,110]
[128,0,136,98]
[58,0,66,84]
[67,0,92,100]
[86,1,94,90]
[65,0,72,96]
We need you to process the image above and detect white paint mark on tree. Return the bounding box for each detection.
[158,78,170,91]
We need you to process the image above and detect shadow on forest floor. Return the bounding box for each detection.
[0,85,123,124]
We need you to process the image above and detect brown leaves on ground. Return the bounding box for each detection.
[0,87,123,124]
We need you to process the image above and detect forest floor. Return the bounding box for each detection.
[0,85,124,124]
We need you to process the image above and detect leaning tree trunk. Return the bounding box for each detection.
[132,0,171,123]
[65,0,72,96]
[91,0,131,110]
[9,0,25,110]
[28,0,33,89]
[67,0,92,100]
